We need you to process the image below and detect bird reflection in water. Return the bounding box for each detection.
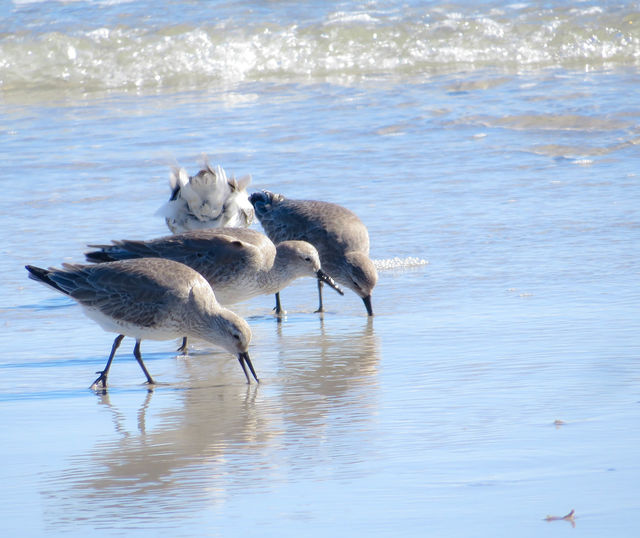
[40,319,380,531]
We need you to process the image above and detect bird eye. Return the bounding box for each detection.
[233,334,240,340]
[304,257,311,262]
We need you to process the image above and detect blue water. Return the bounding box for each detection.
[1,1,640,536]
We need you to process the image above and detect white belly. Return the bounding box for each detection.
[81,306,184,341]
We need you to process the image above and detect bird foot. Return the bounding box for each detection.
[177,337,189,354]
[90,371,108,390]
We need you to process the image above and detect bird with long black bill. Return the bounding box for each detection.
[250,190,377,316]
[25,258,258,389]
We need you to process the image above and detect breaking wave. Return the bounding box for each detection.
[2,3,639,95]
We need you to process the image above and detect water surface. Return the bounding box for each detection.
[1,1,639,536]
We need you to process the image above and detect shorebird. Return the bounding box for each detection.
[25,258,258,389]
[85,228,344,349]
[157,158,254,233]
[249,190,377,316]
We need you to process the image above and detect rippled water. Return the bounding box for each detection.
[2,1,640,536]
[3,0,640,96]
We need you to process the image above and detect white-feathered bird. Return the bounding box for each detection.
[157,158,254,233]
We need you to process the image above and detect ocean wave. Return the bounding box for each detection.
[2,5,639,94]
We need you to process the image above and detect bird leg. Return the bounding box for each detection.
[177,336,189,354]
[133,340,156,385]
[273,292,286,316]
[91,334,124,390]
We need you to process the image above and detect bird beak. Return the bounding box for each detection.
[237,351,259,384]
[316,269,344,295]
[362,295,373,316]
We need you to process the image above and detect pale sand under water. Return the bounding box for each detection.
[1,3,639,534]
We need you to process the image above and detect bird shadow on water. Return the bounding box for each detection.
[10,297,75,312]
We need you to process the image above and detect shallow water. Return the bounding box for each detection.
[2,1,640,536]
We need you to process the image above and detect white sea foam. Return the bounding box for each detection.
[373,257,429,271]
[2,5,639,95]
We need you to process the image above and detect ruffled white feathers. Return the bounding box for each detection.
[157,157,254,233]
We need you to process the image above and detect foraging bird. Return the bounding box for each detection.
[25,258,258,389]
[157,158,254,233]
[85,227,344,349]
[250,190,377,315]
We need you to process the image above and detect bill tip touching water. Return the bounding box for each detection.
[6,2,640,533]
[24,158,386,391]
[25,259,259,388]
[250,189,378,316]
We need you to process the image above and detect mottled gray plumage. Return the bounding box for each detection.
[249,190,377,315]
[25,258,257,388]
[85,227,343,306]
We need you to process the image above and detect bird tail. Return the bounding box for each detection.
[25,265,68,294]
[85,239,152,263]
[84,249,118,263]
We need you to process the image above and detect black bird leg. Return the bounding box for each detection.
[91,334,124,390]
[133,340,156,385]
[274,292,286,316]
[177,337,189,354]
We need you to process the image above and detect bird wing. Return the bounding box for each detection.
[209,227,276,267]
[52,262,181,328]
[119,233,260,284]
[263,199,370,255]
